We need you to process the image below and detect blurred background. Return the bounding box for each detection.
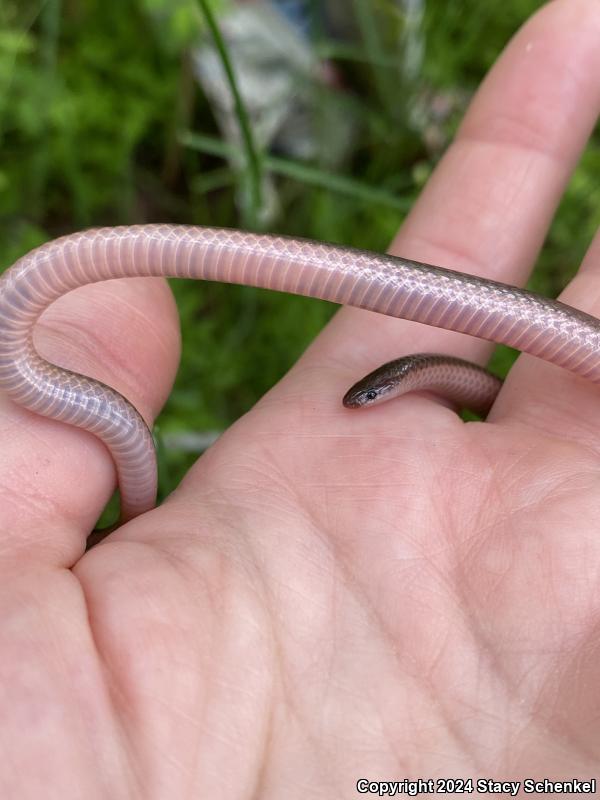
[1,0,598,506]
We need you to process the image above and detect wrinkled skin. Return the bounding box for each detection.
[1,2,600,797]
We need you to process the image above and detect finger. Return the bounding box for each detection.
[0,277,180,562]
[490,227,600,443]
[309,0,600,384]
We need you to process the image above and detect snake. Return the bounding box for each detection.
[1,225,598,521]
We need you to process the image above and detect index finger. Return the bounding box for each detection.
[311,0,600,376]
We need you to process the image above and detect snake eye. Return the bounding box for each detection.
[365,389,378,401]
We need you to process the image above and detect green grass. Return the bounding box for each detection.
[194,0,264,225]
[0,0,598,507]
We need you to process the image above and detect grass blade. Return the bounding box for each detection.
[194,0,263,225]
[180,130,412,212]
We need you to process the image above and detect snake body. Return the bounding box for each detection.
[1,225,599,520]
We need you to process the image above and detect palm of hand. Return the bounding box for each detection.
[2,2,600,797]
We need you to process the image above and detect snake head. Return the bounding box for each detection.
[342,369,396,408]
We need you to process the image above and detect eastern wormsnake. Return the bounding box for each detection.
[1,225,598,521]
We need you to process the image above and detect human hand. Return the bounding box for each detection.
[2,1,600,796]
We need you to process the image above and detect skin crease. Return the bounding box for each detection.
[1,0,600,796]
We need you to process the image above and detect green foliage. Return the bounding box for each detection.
[142,0,203,50]
[0,0,598,502]
[0,0,181,230]
[422,0,547,84]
